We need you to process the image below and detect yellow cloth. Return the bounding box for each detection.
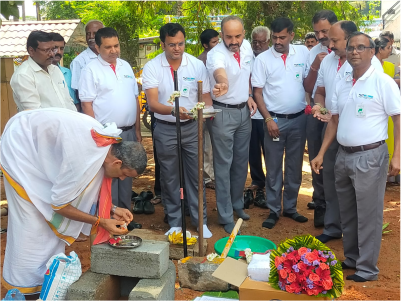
[383,61,395,78]
[383,61,396,161]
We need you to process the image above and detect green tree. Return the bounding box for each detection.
[1,1,24,21]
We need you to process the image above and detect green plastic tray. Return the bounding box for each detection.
[214,235,276,259]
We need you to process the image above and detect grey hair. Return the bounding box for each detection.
[221,15,244,33]
[251,26,271,41]
[84,20,104,31]
[111,141,147,174]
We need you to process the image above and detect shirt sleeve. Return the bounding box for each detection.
[382,76,401,116]
[78,67,97,102]
[10,73,41,110]
[371,56,384,73]
[316,60,325,88]
[199,62,211,94]
[142,61,159,90]
[70,57,82,90]
[330,82,340,115]
[251,56,267,88]
[304,50,313,78]
[206,50,226,76]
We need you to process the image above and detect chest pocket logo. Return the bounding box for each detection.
[124,75,133,79]
[358,94,373,100]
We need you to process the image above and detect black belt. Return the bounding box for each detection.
[118,125,134,131]
[213,100,247,109]
[156,118,195,126]
[269,109,305,119]
[341,140,385,153]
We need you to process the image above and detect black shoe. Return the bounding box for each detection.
[314,206,325,227]
[244,189,254,209]
[341,261,356,270]
[262,212,279,229]
[315,234,341,243]
[127,221,142,231]
[307,200,315,209]
[133,200,144,214]
[131,190,138,200]
[283,211,308,223]
[254,189,267,208]
[346,274,368,282]
[164,214,168,224]
[143,200,155,215]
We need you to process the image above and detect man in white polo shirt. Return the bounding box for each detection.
[206,16,257,234]
[252,17,309,229]
[312,32,400,282]
[303,10,338,222]
[70,20,104,111]
[311,21,384,244]
[142,23,213,238]
[10,31,76,112]
[79,27,141,231]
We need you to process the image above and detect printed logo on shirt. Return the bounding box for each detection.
[244,60,251,65]
[345,71,352,76]
[358,94,373,100]
[183,77,196,82]
[124,75,134,79]
[294,63,305,67]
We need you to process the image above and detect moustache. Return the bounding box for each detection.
[319,37,328,42]
[330,47,337,51]
[275,44,283,47]
[229,44,239,48]
[55,54,62,58]
[88,38,95,43]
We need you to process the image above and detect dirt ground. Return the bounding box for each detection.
[1,137,400,300]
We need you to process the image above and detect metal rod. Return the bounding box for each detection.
[173,70,188,258]
[197,81,204,257]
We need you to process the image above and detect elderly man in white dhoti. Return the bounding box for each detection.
[0,108,147,297]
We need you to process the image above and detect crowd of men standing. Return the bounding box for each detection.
[8,10,400,284]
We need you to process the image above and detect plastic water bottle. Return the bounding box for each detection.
[2,289,25,301]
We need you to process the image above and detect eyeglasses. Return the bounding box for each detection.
[166,42,185,48]
[36,47,56,54]
[252,40,268,46]
[346,45,374,53]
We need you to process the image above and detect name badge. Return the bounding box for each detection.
[356,103,365,117]
[181,85,190,98]
[295,71,302,82]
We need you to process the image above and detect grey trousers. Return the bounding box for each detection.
[203,125,214,183]
[153,121,207,227]
[209,104,251,225]
[321,124,342,238]
[335,143,389,280]
[112,127,137,210]
[306,114,325,206]
[264,113,307,215]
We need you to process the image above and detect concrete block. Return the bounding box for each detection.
[120,276,140,297]
[177,257,229,292]
[129,261,176,300]
[66,271,120,300]
[91,240,169,278]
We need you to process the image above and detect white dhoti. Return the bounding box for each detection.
[0,108,121,294]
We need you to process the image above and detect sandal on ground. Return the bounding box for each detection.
[205,180,216,190]
[150,195,161,205]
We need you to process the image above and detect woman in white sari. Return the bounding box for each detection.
[0,108,147,296]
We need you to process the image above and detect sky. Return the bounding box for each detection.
[19,0,37,17]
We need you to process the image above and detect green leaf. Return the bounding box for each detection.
[201,291,239,299]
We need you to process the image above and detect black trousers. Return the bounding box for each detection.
[249,119,266,188]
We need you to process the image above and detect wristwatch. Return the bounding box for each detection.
[111,204,117,215]
[171,107,175,117]
[249,94,253,98]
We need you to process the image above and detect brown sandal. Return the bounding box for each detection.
[205,180,216,190]
[150,195,161,205]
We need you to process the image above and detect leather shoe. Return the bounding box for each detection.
[143,200,155,215]
[131,190,138,201]
[314,206,325,227]
[244,189,254,209]
[254,189,267,208]
[127,221,142,231]
[262,212,279,229]
[307,200,315,209]
[133,199,144,214]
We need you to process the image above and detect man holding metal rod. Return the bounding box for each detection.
[206,16,257,234]
[142,23,213,238]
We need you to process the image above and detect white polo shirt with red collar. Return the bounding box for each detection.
[331,65,400,147]
[251,44,310,114]
[305,43,330,98]
[316,53,384,111]
[79,56,139,127]
[206,40,253,105]
[142,52,210,123]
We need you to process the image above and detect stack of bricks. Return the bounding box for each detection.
[66,240,175,300]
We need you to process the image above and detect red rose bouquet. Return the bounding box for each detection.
[269,235,344,298]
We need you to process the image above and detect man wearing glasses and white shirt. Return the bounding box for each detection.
[10,31,76,111]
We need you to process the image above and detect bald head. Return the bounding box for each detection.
[220,16,245,53]
[328,21,357,57]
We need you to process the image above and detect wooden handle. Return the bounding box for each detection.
[221,218,243,258]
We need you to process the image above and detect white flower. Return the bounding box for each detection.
[206,252,220,262]
[190,102,206,119]
[167,91,181,105]
[245,248,253,263]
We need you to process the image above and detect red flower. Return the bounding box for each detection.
[289,282,302,294]
[306,288,320,296]
[298,247,308,256]
[297,262,306,270]
[319,262,329,270]
[116,237,122,243]
[279,269,288,279]
[322,278,333,290]
[305,252,318,262]
[305,105,312,115]
[286,284,295,293]
[288,273,297,283]
[109,238,117,245]
[275,256,284,267]
[283,260,293,272]
[309,272,320,282]
[316,267,331,280]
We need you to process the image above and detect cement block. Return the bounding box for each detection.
[169,239,208,260]
[91,240,169,278]
[120,276,140,297]
[178,257,229,292]
[129,261,176,300]
[66,271,120,300]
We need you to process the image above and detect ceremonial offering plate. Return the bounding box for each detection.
[108,235,142,249]
[186,109,222,118]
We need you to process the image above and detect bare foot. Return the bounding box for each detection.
[75,233,88,242]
